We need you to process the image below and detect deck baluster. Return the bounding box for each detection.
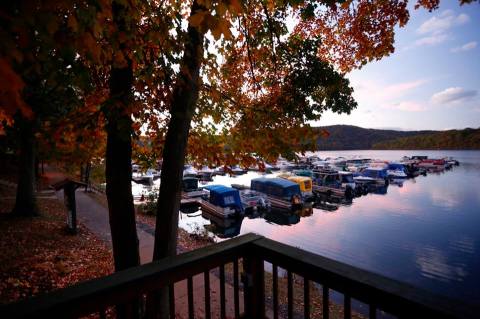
[204,271,211,319]
[273,264,278,319]
[288,271,293,319]
[0,234,472,319]
[369,304,377,319]
[323,286,329,319]
[187,277,194,319]
[169,284,175,319]
[304,277,310,319]
[243,254,265,318]
[233,259,240,318]
[220,264,226,319]
[344,294,351,319]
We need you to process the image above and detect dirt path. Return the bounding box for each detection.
[42,165,244,318]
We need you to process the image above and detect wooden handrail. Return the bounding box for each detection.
[1,233,477,319]
[251,237,477,319]
[0,234,262,319]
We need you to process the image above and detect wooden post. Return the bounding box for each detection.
[85,162,91,192]
[63,182,77,234]
[243,254,264,318]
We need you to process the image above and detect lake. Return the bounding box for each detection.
[142,150,480,306]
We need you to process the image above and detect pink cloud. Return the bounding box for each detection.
[383,101,426,112]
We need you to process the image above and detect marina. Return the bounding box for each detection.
[132,150,480,307]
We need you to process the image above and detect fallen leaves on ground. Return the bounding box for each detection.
[0,185,113,305]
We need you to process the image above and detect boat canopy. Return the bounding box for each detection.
[387,163,406,171]
[362,168,388,179]
[338,171,354,183]
[204,185,243,211]
[411,156,428,160]
[182,177,199,191]
[346,158,371,164]
[251,177,301,199]
[293,169,313,177]
[284,176,312,193]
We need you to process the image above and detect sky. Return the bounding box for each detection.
[314,2,480,131]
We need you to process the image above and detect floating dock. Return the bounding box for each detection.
[312,184,349,198]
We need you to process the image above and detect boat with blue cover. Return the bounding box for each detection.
[202,185,244,218]
[354,167,389,185]
[386,163,407,179]
[250,177,303,210]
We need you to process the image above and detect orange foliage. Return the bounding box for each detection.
[0,0,473,167]
[0,58,33,121]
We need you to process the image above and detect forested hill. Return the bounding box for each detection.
[314,125,432,150]
[372,128,480,150]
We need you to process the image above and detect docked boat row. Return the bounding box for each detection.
[133,155,460,236]
[176,154,459,218]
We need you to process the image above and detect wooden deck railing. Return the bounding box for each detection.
[0,233,476,319]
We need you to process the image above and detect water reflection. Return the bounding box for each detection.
[175,150,480,304]
[204,214,244,239]
[415,245,468,282]
[367,184,388,195]
[262,210,300,226]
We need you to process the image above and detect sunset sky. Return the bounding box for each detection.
[316,2,480,131]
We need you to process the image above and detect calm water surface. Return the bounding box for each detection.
[174,150,480,304]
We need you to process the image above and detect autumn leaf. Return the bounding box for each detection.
[189,11,208,28]
[80,32,101,63]
[113,51,128,68]
[0,57,33,119]
[46,19,59,35]
[67,15,78,32]
[228,0,243,14]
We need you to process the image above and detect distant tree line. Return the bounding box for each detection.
[314,125,433,150]
[372,128,480,150]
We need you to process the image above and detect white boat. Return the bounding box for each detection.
[145,168,161,179]
[183,165,198,178]
[338,171,357,190]
[388,170,407,179]
[212,166,226,175]
[443,157,459,166]
[197,166,214,181]
[230,165,247,175]
[132,173,154,186]
[386,163,407,179]
[275,159,295,171]
[239,189,271,212]
[346,158,371,172]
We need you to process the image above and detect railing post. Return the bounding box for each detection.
[243,254,264,318]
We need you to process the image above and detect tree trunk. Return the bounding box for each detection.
[80,164,85,183]
[153,0,204,265]
[105,1,140,317]
[105,0,140,274]
[84,162,91,192]
[106,61,140,272]
[34,156,40,179]
[147,2,205,317]
[12,119,38,217]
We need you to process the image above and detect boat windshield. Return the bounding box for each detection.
[363,170,380,178]
[324,175,338,183]
[341,174,354,183]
